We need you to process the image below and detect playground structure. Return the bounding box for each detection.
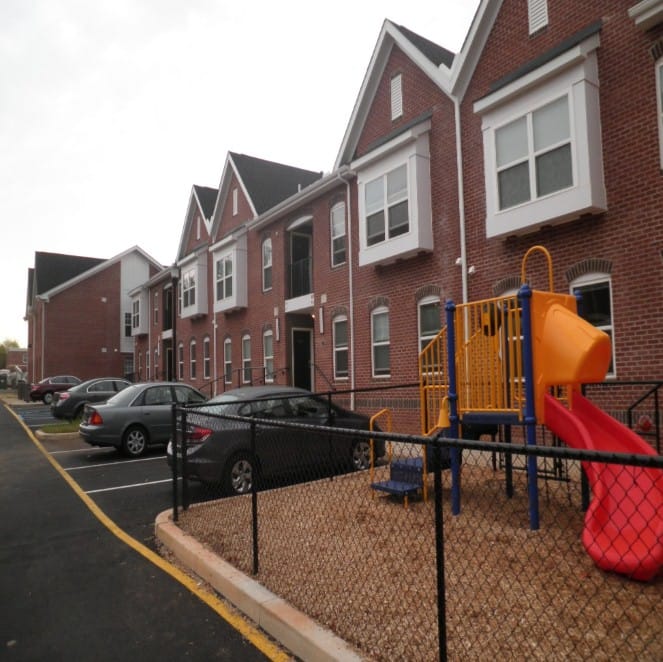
[371,245,663,581]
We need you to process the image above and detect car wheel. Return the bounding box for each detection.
[122,426,148,458]
[223,453,256,495]
[351,440,372,471]
[42,392,54,405]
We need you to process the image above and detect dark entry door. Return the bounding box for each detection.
[292,329,312,390]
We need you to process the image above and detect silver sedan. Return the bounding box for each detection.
[79,382,207,457]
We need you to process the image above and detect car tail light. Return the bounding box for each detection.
[59,393,70,401]
[186,425,212,444]
[89,411,103,426]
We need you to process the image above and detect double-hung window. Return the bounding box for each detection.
[371,308,390,377]
[177,343,184,380]
[333,316,349,379]
[475,32,606,238]
[242,335,251,384]
[224,338,232,384]
[263,331,274,382]
[216,254,233,301]
[365,165,409,246]
[496,95,572,210]
[262,238,272,291]
[181,268,196,308]
[418,297,441,352]
[572,275,615,376]
[330,203,346,267]
[189,340,197,379]
[203,337,210,380]
[132,300,140,330]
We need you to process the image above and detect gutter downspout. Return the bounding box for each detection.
[454,97,469,305]
[337,169,356,410]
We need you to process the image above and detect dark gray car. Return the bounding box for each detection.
[51,377,132,420]
[79,382,207,457]
[167,385,385,495]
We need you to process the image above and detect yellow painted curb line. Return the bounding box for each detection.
[4,404,291,662]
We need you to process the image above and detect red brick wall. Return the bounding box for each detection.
[35,262,130,380]
[460,1,663,384]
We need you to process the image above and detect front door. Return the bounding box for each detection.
[292,329,312,390]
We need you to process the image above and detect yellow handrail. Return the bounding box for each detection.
[521,244,554,291]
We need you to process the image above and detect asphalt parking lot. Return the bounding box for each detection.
[14,402,185,549]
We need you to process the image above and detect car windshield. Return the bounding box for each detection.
[204,393,243,415]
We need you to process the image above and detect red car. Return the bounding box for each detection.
[30,375,81,404]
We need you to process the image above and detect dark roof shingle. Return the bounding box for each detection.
[229,152,323,215]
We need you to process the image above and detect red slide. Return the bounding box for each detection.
[543,393,663,581]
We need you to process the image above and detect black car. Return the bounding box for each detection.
[167,385,385,495]
[51,377,132,420]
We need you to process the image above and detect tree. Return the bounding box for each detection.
[0,339,19,370]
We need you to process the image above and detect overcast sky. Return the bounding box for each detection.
[1,0,479,348]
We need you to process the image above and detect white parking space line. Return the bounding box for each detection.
[50,448,115,455]
[65,455,167,471]
[85,478,177,494]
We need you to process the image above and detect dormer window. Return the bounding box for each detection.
[391,74,403,121]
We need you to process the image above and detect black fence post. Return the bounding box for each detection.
[180,408,189,511]
[171,402,179,522]
[251,420,259,575]
[432,437,448,662]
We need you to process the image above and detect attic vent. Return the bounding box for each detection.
[651,38,663,61]
[528,0,549,35]
[391,74,403,121]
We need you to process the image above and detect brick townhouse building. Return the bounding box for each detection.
[25,247,163,382]
[124,0,662,433]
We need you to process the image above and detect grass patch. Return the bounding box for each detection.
[41,420,80,434]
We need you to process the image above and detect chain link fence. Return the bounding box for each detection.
[169,397,663,661]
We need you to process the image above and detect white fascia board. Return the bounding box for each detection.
[629,0,663,31]
[208,225,248,253]
[473,32,600,115]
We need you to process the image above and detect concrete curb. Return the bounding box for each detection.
[155,509,364,662]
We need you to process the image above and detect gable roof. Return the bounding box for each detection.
[209,152,323,240]
[176,184,218,261]
[334,20,457,168]
[229,152,323,215]
[33,246,163,300]
[193,185,218,220]
[33,252,106,296]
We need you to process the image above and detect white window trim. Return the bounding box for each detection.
[330,203,346,268]
[215,252,234,302]
[371,307,391,378]
[571,272,616,378]
[354,120,433,267]
[203,337,210,380]
[475,35,607,238]
[263,330,274,383]
[224,338,232,384]
[177,343,184,381]
[333,316,349,380]
[418,296,441,351]
[242,334,251,384]
[262,238,273,291]
[210,233,247,313]
[190,339,197,380]
[232,187,238,216]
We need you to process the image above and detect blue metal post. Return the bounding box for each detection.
[519,284,540,530]
[445,300,461,516]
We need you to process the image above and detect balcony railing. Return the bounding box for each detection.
[288,257,312,299]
